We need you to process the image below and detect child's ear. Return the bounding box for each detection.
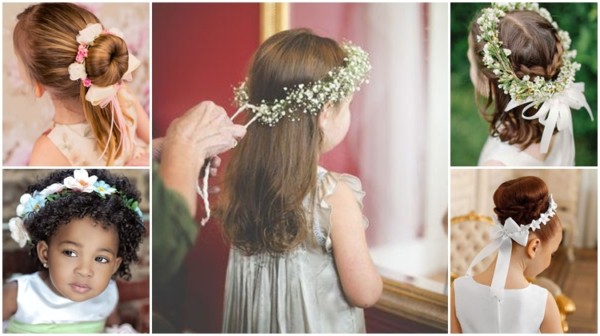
[318,101,336,129]
[526,238,541,259]
[37,241,49,266]
[112,257,123,276]
[33,80,46,98]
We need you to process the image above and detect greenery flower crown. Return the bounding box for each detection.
[233,42,371,126]
[8,169,143,248]
[477,2,580,108]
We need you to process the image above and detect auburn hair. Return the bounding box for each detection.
[218,29,346,255]
[493,176,561,242]
[14,3,131,165]
[470,10,563,149]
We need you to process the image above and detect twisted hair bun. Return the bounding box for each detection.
[86,33,129,87]
[493,176,561,242]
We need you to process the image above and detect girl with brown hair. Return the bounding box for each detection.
[218,28,382,332]
[451,176,563,333]
[12,3,149,166]
[468,3,593,166]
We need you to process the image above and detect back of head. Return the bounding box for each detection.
[14,3,131,164]
[220,28,346,255]
[493,176,561,242]
[471,10,563,148]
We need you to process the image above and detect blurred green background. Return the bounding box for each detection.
[451,3,597,166]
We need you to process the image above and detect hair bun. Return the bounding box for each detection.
[493,176,549,225]
[85,33,129,87]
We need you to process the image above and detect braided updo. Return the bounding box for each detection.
[493,176,561,242]
[470,10,564,149]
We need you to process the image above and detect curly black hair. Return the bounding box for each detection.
[23,169,145,280]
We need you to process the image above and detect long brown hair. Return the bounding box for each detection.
[493,176,561,242]
[14,3,130,165]
[470,10,563,149]
[219,29,346,255]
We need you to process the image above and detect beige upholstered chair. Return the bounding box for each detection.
[450,211,575,332]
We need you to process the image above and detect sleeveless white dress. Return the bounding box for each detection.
[454,276,549,333]
[6,272,118,333]
[478,130,574,166]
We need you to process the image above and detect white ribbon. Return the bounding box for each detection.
[85,53,141,107]
[505,82,593,154]
[466,217,529,301]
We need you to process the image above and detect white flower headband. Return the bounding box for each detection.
[8,169,144,248]
[67,23,141,161]
[231,42,371,127]
[466,194,558,301]
[476,3,593,154]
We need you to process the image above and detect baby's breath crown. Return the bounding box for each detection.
[476,2,579,108]
[233,42,371,126]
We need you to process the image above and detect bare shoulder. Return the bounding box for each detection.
[3,280,18,320]
[540,290,563,333]
[29,134,70,166]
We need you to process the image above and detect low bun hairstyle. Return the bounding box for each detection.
[493,176,561,242]
[14,3,132,165]
[470,9,563,149]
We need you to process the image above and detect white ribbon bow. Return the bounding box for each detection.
[466,217,529,301]
[85,53,141,107]
[505,82,593,154]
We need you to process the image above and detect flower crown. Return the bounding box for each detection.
[232,42,371,126]
[8,169,143,248]
[466,194,558,301]
[477,3,578,106]
[476,3,593,154]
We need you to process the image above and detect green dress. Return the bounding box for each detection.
[222,167,368,332]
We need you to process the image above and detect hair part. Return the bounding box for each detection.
[470,10,563,149]
[493,176,561,243]
[14,3,130,164]
[24,169,145,280]
[218,28,346,255]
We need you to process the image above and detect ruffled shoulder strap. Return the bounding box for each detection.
[313,167,369,251]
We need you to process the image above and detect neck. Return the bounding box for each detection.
[51,96,86,124]
[477,244,530,289]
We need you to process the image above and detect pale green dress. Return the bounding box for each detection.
[222,167,368,333]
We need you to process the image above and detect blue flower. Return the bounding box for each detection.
[93,181,116,197]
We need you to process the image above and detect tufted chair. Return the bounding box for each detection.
[450,211,575,332]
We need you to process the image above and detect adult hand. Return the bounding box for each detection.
[158,101,246,215]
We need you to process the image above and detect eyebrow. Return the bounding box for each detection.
[58,240,116,256]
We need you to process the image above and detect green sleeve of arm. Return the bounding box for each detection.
[152,163,199,286]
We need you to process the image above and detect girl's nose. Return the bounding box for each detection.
[75,260,94,277]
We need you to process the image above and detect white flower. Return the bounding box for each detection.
[68,63,87,81]
[63,169,98,193]
[40,183,65,197]
[16,193,32,217]
[8,217,29,248]
[76,23,103,44]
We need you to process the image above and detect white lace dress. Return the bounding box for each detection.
[454,276,549,333]
[478,130,574,166]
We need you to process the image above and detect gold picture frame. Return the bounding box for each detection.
[260,3,290,42]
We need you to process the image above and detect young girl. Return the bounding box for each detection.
[13,3,149,166]
[218,29,382,332]
[451,176,563,333]
[468,3,593,166]
[3,169,146,333]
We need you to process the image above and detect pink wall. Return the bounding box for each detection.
[153,3,259,332]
